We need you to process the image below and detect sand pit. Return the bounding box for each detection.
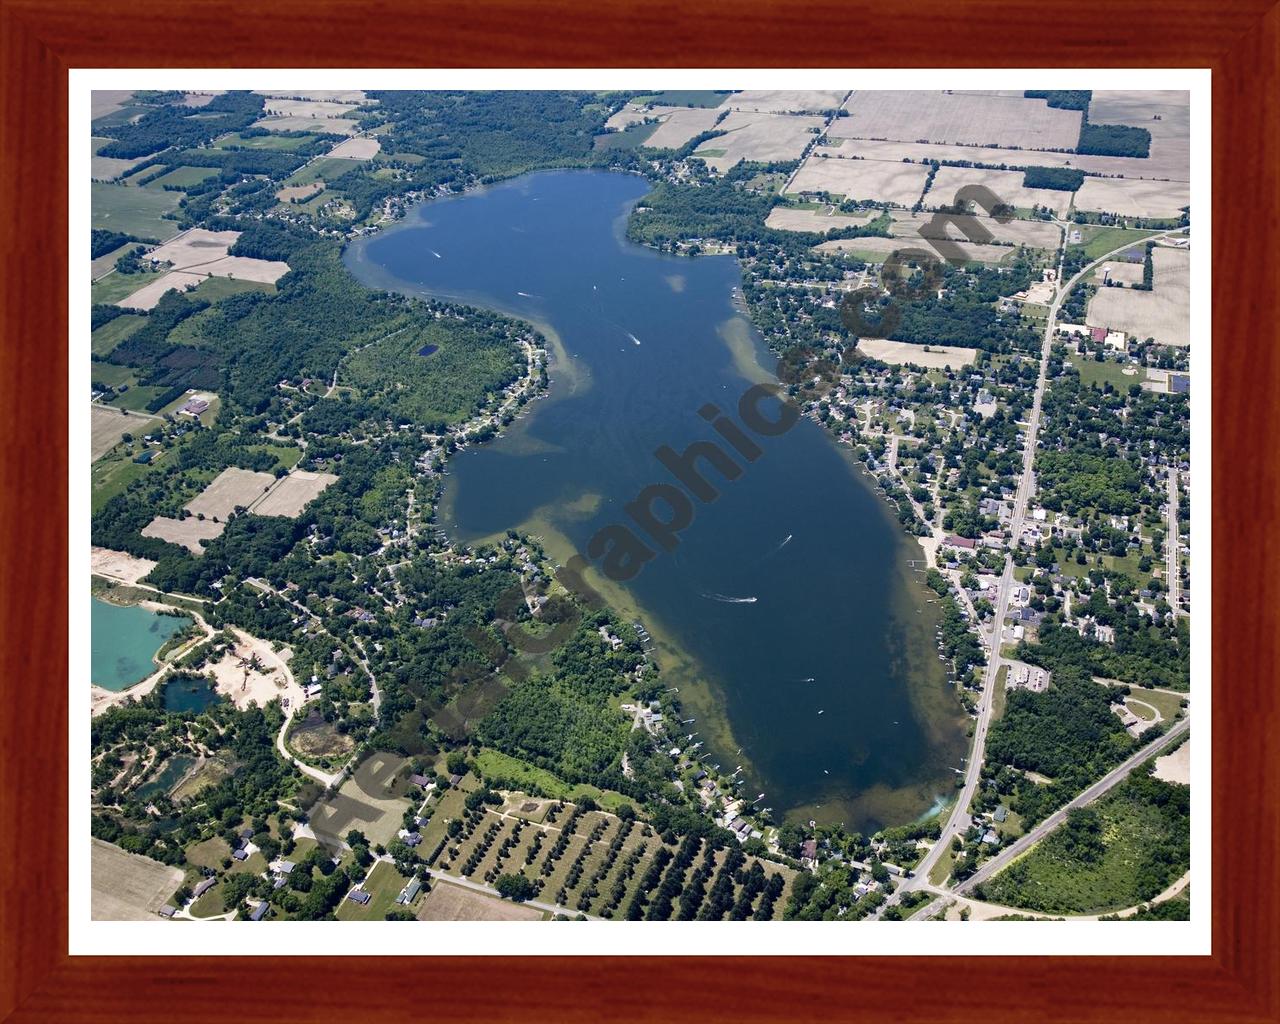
[91,546,158,585]
[92,839,184,920]
[1087,246,1190,346]
[1074,176,1191,220]
[857,338,976,369]
[141,516,227,554]
[1153,740,1190,785]
[116,271,207,311]
[185,467,278,521]
[209,628,301,711]
[834,90,1083,151]
[788,154,931,206]
[722,90,847,114]
[695,110,825,172]
[250,470,338,517]
[926,165,1071,217]
[326,136,380,160]
[91,404,159,460]
[765,206,876,233]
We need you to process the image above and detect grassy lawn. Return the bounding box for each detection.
[593,121,659,151]
[992,664,1009,721]
[91,182,184,242]
[187,276,277,302]
[91,314,147,358]
[92,455,154,512]
[285,157,364,186]
[473,749,633,811]
[335,860,414,921]
[89,362,137,388]
[189,881,228,918]
[91,269,165,306]
[185,836,231,870]
[632,90,731,108]
[144,166,220,189]
[1072,357,1142,392]
[1069,226,1159,261]
[213,131,320,151]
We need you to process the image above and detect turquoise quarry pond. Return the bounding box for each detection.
[91,598,191,692]
[345,170,965,831]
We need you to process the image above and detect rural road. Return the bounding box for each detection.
[902,224,1190,905]
[419,867,604,921]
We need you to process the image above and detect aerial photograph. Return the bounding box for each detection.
[87,86,1192,926]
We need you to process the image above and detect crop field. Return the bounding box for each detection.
[830,137,1190,183]
[326,136,380,160]
[253,114,358,135]
[857,338,977,369]
[185,277,276,302]
[926,165,1071,217]
[91,182,183,242]
[91,137,149,181]
[260,98,362,120]
[1097,260,1146,285]
[91,313,146,357]
[1087,247,1190,346]
[213,131,320,151]
[91,404,158,461]
[418,880,544,921]
[277,182,325,204]
[147,228,240,269]
[722,90,848,113]
[256,89,368,104]
[788,154,931,206]
[146,166,220,189]
[1074,176,1191,220]
[91,241,136,281]
[641,106,723,150]
[888,210,1062,250]
[764,206,876,233]
[250,469,338,517]
[116,271,206,310]
[694,110,825,172]
[631,90,731,108]
[1089,90,1190,186]
[185,467,277,520]
[141,515,227,553]
[91,839,183,920]
[285,157,365,185]
[834,90,1083,150]
[816,234,1012,265]
[91,90,136,120]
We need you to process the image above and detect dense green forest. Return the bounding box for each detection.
[1023,166,1085,192]
[1078,119,1153,158]
[1024,90,1092,112]
[94,91,266,159]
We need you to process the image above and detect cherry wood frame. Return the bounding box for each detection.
[2,1,1277,1020]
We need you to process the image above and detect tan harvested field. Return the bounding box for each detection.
[1086,246,1190,347]
[857,337,977,369]
[816,234,1012,265]
[141,516,227,554]
[195,255,291,283]
[836,137,1188,182]
[888,210,1062,249]
[185,467,278,520]
[277,181,325,203]
[1098,260,1146,285]
[695,110,825,172]
[327,136,380,160]
[256,89,368,104]
[1089,90,1190,189]
[643,106,723,149]
[788,154,931,206]
[181,92,219,107]
[605,104,653,130]
[1074,176,1191,220]
[721,90,847,113]
[834,90,1083,150]
[252,115,358,135]
[250,470,338,517]
[260,98,362,119]
[116,271,207,310]
[417,880,543,921]
[91,404,158,461]
[91,140,149,182]
[91,839,183,921]
[91,546,158,585]
[147,229,240,269]
[1153,740,1190,785]
[91,90,135,119]
[764,206,875,233]
[926,165,1071,217]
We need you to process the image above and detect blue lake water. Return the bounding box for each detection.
[91,598,191,692]
[345,170,965,831]
[162,675,221,714]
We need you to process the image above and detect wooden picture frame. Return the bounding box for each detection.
[2,1,1276,1019]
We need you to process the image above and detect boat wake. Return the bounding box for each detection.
[627,332,641,346]
[702,592,758,604]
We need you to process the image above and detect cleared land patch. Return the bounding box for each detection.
[694,110,825,172]
[147,228,241,268]
[888,210,1062,249]
[277,182,325,204]
[417,880,543,921]
[253,114,358,135]
[1087,246,1190,346]
[116,271,208,310]
[91,839,183,920]
[1074,176,1191,220]
[816,234,1012,265]
[926,165,1071,217]
[141,516,226,554]
[91,546,157,585]
[326,136,381,160]
[788,155,931,206]
[256,89,368,104]
[764,206,875,233]
[642,106,723,149]
[1089,90,1190,189]
[91,404,159,461]
[185,467,278,520]
[721,90,847,113]
[250,469,338,517]
[1154,740,1190,785]
[835,90,1082,150]
[91,182,182,242]
[857,337,977,369]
